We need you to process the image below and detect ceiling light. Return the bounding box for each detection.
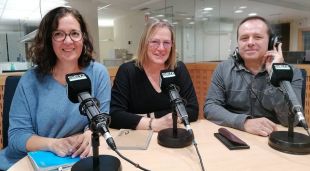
[2,10,31,20]
[98,4,111,11]
[186,17,192,20]
[172,22,178,25]
[248,13,257,16]
[98,19,114,27]
[234,10,243,13]
[156,14,164,17]
[1,0,67,21]
[189,21,195,25]
[203,7,213,11]
[177,12,188,16]
[239,6,247,9]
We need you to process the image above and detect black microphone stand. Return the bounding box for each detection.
[268,108,310,155]
[71,101,121,171]
[157,105,193,148]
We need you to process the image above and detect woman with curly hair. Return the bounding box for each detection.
[0,7,111,170]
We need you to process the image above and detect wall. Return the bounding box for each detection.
[290,21,299,51]
[68,0,100,60]
[98,14,310,63]
[194,20,234,62]
[114,11,145,55]
[290,18,310,51]
[99,27,114,61]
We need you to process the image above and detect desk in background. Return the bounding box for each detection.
[8,120,310,171]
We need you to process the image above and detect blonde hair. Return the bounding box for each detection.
[135,19,177,69]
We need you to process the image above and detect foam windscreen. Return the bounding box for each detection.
[66,72,91,103]
[270,63,293,87]
[160,69,176,92]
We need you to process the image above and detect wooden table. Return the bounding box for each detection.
[8,120,310,171]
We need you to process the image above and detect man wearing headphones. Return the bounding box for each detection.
[204,16,303,136]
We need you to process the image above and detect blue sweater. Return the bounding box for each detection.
[0,61,111,170]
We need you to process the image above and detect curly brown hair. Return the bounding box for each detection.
[28,7,94,76]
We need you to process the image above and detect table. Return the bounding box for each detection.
[8,120,310,171]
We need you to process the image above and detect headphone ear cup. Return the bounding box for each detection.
[268,35,280,50]
[268,35,274,50]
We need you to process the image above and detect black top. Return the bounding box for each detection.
[110,61,199,129]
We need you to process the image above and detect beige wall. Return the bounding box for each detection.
[114,11,145,55]
[68,0,100,60]
[99,27,114,61]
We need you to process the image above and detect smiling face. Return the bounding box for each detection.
[52,14,83,66]
[237,19,269,63]
[146,27,172,67]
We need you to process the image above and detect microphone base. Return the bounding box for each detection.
[157,128,193,148]
[71,155,121,171]
[268,131,310,155]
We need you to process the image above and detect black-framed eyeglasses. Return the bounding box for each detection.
[52,30,83,42]
[148,39,172,49]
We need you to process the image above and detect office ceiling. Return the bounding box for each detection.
[1,0,310,27]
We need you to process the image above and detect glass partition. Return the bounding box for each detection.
[1,0,310,67]
[99,0,310,65]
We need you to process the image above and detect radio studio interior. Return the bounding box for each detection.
[0,0,310,170]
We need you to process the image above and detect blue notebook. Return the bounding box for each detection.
[28,151,80,171]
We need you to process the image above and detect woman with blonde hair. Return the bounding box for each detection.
[110,19,198,131]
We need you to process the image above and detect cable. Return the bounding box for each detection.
[39,0,42,19]
[233,60,271,114]
[236,62,282,122]
[114,149,150,171]
[238,67,271,113]
[193,139,206,171]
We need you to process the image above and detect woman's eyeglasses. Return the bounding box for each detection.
[148,39,172,49]
[52,30,83,42]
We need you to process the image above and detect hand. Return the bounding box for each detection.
[244,117,277,136]
[70,130,93,158]
[263,43,284,74]
[47,136,76,157]
[151,113,174,132]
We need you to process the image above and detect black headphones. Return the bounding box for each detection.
[232,34,281,64]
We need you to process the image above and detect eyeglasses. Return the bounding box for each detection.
[52,30,83,42]
[148,39,172,49]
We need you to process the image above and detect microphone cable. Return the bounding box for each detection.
[173,85,205,170]
[193,139,206,171]
[114,149,150,171]
[79,98,150,170]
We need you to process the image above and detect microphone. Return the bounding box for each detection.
[159,70,205,171]
[66,72,117,150]
[160,69,193,134]
[270,64,309,132]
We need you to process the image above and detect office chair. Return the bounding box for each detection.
[2,76,21,148]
